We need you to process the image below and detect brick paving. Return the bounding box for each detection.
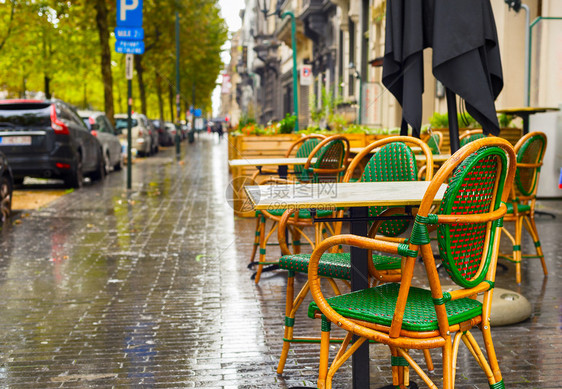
[0,136,560,388]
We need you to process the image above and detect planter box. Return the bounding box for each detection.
[365,134,392,144]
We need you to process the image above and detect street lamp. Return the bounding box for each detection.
[258,0,299,132]
[349,62,362,125]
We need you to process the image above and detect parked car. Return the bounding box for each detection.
[151,119,173,146]
[114,113,152,157]
[0,99,105,188]
[0,152,13,224]
[146,119,159,154]
[78,110,123,173]
[164,122,178,143]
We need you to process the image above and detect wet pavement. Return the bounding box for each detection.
[0,134,560,388]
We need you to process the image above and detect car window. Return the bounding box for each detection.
[64,105,88,130]
[95,116,109,133]
[103,116,117,135]
[115,118,138,130]
[57,105,72,121]
[0,103,51,127]
[81,117,92,131]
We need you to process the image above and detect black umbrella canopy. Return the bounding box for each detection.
[382,0,503,149]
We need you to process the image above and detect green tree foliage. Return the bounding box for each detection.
[0,0,227,120]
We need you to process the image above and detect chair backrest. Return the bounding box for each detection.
[459,129,486,147]
[293,136,324,176]
[435,146,511,287]
[513,131,547,199]
[344,136,434,237]
[426,131,442,154]
[301,135,350,182]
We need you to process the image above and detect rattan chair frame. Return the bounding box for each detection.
[459,129,487,147]
[422,130,443,155]
[249,135,327,265]
[500,131,548,284]
[252,135,350,284]
[275,136,435,375]
[308,138,516,389]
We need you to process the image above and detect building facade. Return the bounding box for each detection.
[222,0,562,129]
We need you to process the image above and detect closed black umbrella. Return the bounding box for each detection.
[382,0,503,152]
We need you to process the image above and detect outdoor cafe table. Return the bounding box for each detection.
[228,157,315,179]
[497,107,560,135]
[245,181,446,388]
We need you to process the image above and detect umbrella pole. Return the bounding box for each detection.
[446,88,460,153]
[400,118,409,136]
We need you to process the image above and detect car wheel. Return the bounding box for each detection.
[0,176,12,224]
[90,149,106,182]
[65,157,83,189]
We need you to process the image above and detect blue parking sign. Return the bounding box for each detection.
[117,0,143,27]
[115,40,145,54]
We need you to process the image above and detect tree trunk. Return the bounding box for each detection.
[168,84,175,123]
[44,76,51,99]
[156,74,164,122]
[94,0,115,124]
[134,55,147,116]
[0,1,15,53]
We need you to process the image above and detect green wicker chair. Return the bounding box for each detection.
[424,130,443,154]
[252,135,350,284]
[249,135,326,266]
[500,131,548,284]
[308,137,516,389]
[275,136,435,375]
[459,129,487,147]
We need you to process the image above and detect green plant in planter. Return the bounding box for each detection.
[239,113,256,129]
[498,113,516,128]
[429,112,449,128]
[279,113,297,134]
[428,112,480,129]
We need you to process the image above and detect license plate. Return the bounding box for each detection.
[0,136,32,145]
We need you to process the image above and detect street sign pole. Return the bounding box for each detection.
[175,11,181,156]
[126,54,133,190]
[115,0,143,190]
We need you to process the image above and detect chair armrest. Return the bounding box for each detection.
[308,234,405,342]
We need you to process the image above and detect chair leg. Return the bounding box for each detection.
[249,215,263,265]
[442,338,454,389]
[423,349,434,372]
[514,216,523,284]
[317,318,331,389]
[523,215,548,277]
[254,221,278,284]
[277,274,311,374]
[277,271,295,374]
[292,227,302,255]
[464,328,504,388]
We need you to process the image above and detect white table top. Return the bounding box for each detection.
[417,154,451,163]
[245,181,446,210]
[228,158,313,167]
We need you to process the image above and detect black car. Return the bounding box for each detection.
[0,152,13,224]
[0,99,105,188]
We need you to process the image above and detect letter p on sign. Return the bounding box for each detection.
[117,0,143,27]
